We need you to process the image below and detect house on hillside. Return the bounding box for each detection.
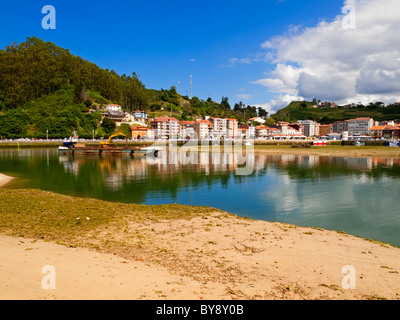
[133,110,148,120]
[248,117,266,124]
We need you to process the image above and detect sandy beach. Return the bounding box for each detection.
[1,206,399,300]
[252,145,400,158]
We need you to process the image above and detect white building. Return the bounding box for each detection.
[297,120,318,137]
[194,120,213,139]
[238,124,256,139]
[106,104,122,111]
[248,117,266,124]
[209,118,228,137]
[179,121,196,139]
[347,117,374,136]
[226,119,239,138]
[151,117,180,138]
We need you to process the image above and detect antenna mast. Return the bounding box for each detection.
[190,75,192,99]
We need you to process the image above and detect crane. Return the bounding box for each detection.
[100,133,129,148]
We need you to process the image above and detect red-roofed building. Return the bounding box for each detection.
[370,126,385,138]
[179,121,196,138]
[256,125,270,138]
[151,117,180,138]
[382,125,400,139]
[194,120,213,139]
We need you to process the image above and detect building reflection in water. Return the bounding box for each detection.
[58,150,400,192]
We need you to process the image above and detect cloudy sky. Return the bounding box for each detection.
[252,0,400,113]
[1,0,399,115]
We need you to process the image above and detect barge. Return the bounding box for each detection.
[58,133,160,157]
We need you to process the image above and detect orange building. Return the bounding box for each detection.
[131,126,150,139]
[319,124,333,137]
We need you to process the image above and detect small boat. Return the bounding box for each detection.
[312,140,327,146]
[62,136,79,148]
[353,141,365,147]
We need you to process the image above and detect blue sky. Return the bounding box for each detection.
[3,0,392,114]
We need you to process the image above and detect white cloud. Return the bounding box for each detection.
[236,93,252,100]
[255,93,303,115]
[228,57,251,66]
[254,0,400,113]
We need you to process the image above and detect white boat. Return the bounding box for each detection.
[312,140,327,146]
[62,136,79,148]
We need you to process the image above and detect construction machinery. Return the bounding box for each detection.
[100,133,129,148]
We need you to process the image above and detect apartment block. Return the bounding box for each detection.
[347,117,374,136]
[297,120,318,137]
[209,118,227,137]
[151,117,180,138]
[226,118,239,138]
[319,124,333,136]
[332,120,349,134]
[193,120,213,139]
[255,125,270,138]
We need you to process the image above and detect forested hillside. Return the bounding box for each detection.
[271,101,400,124]
[0,37,266,139]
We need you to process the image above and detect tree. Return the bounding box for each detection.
[220,97,230,110]
[101,117,116,135]
[300,102,307,109]
[119,123,131,138]
[257,107,268,118]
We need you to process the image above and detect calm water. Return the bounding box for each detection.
[1,148,400,247]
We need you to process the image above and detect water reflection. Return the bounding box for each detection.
[1,148,400,246]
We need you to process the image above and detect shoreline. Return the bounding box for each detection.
[0,188,399,300]
[0,173,14,188]
[1,141,400,158]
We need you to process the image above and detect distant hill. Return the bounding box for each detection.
[0,37,263,139]
[271,101,400,124]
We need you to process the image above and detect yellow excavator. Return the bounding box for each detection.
[100,133,129,148]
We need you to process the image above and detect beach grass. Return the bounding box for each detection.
[0,188,221,246]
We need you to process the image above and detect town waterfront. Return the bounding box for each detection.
[1,147,400,247]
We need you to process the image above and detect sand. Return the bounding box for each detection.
[253,146,400,158]
[0,173,13,188]
[1,213,399,300]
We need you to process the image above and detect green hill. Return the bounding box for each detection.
[271,101,400,124]
[0,37,263,139]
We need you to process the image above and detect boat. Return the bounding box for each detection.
[353,141,365,147]
[312,140,327,146]
[62,136,79,148]
[58,132,161,157]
